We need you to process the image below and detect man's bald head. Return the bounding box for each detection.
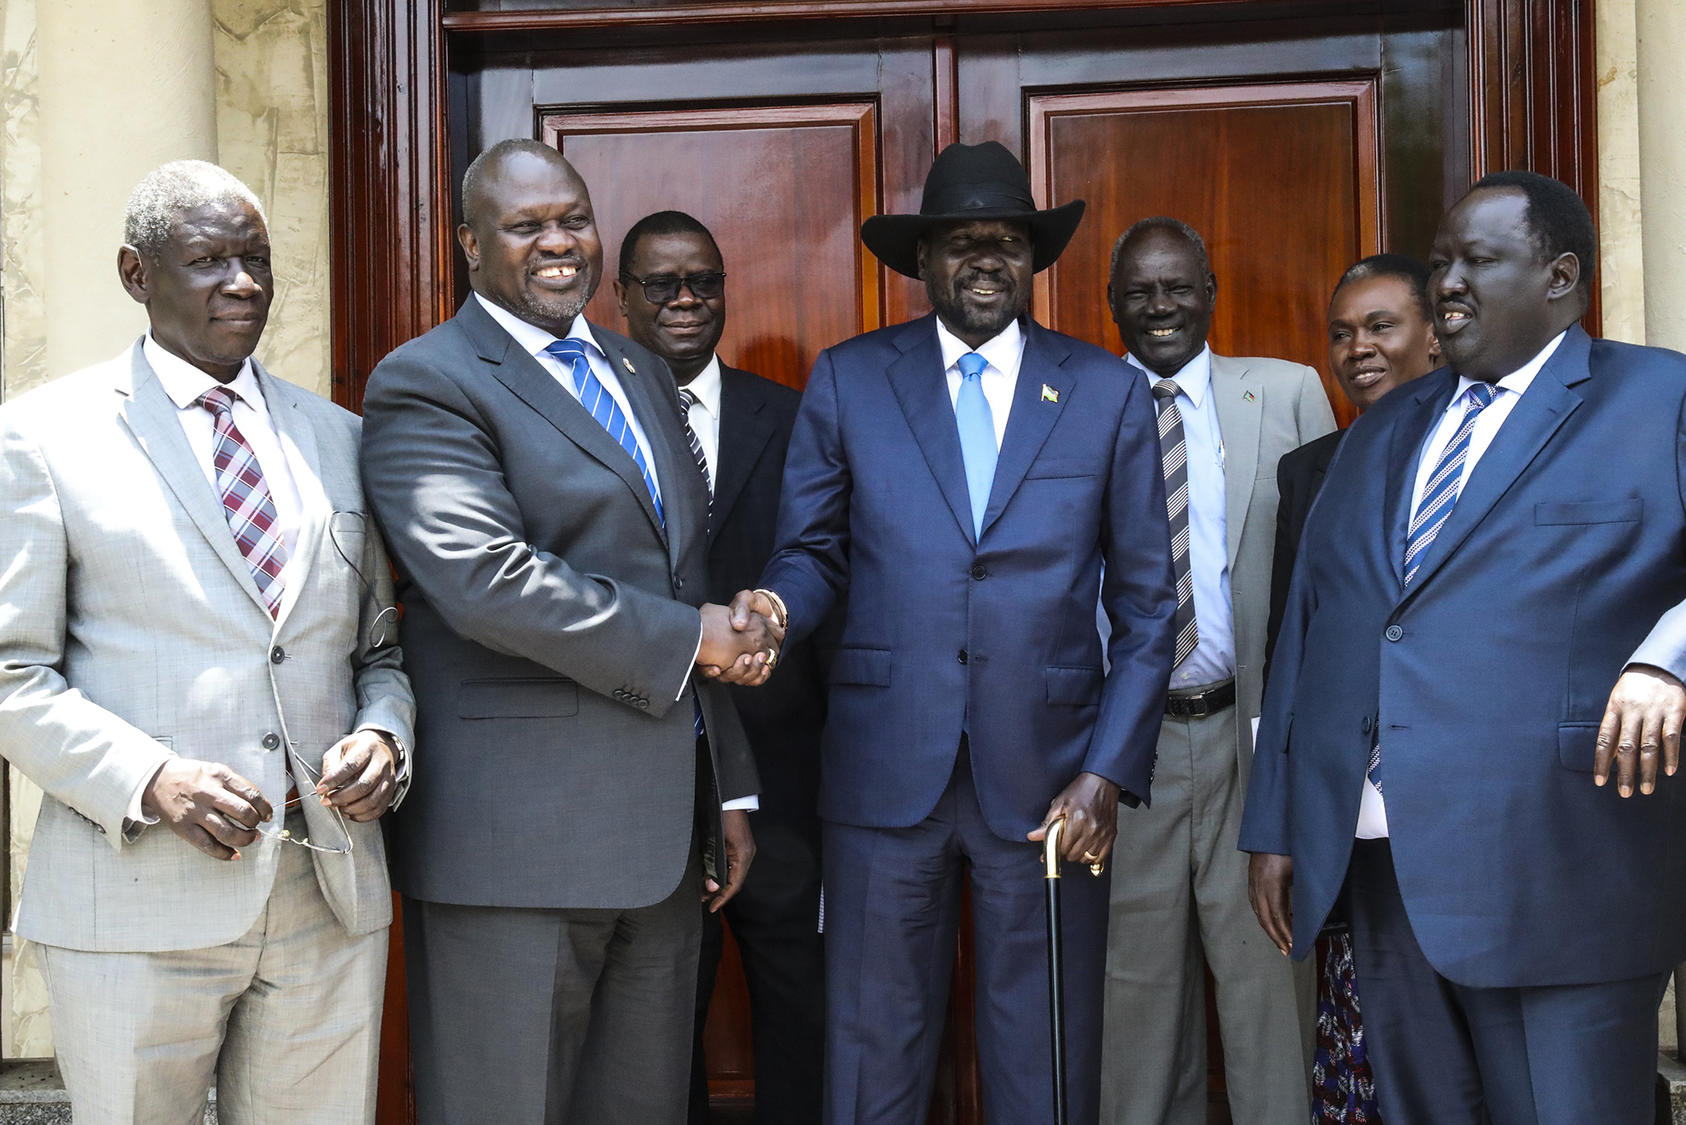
[461,139,584,230]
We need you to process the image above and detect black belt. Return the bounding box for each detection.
[1164,678,1236,719]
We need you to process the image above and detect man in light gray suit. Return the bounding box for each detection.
[0,160,415,1122]
[360,139,772,1124]
[1100,218,1331,1123]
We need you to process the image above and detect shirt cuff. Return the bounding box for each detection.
[123,762,167,832]
[680,618,704,701]
[722,796,760,812]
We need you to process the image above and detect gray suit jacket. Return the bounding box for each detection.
[360,297,756,910]
[0,342,415,952]
[1206,353,1335,774]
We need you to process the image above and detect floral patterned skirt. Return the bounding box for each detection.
[1312,929,1383,1123]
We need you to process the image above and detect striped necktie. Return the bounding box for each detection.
[1153,379,1199,667]
[1372,380,1500,795]
[677,385,712,532]
[546,338,663,527]
[197,386,288,618]
[1403,382,1497,586]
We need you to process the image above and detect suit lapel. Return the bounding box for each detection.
[1382,369,1459,586]
[712,368,776,539]
[113,343,273,617]
[601,333,689,567]
[981,322,1071,537]
[1401,328,1589,596]
[465,300,668,548]
[258,367,329,630]
[887,316,977,544]
[1209,354,1260,569]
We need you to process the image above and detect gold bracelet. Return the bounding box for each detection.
[753,587,789,631]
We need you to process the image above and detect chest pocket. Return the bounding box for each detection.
[1534,498,1642,525]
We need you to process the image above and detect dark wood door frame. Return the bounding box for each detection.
[329,0,1595,412]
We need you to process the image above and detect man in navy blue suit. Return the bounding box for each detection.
[1242,170,1686,1124]
[734,141,1177,1124]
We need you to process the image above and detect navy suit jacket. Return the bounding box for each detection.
[1241,326,1686,987]
[760,313,1176,841]
[707,364,830,831]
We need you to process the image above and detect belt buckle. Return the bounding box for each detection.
[1186,694,1211,718]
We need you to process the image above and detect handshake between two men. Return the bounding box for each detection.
[695,589,788,687]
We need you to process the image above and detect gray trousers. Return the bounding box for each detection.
[404,848,703,1124]
[1101,703,1313,1124]
[38,813,388,1125]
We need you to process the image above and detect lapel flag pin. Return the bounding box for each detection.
[1242,390,1256,402]
[622,357,637,374]
[1042,384,1059,403]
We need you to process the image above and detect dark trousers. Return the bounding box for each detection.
[688,820,826,1124]
[403,849,703,1125]
[1347,838,1667,1125]
[822,746,1111,1125]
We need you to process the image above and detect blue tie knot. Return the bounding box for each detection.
[957,351,988,381]
[1467,382,1497,409]
[545,338,590,365]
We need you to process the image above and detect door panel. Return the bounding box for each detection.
[544,103,882,391]
[1029,81,1381,426]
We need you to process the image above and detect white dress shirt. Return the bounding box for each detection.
[680,354,723,491]
[1356,330,1566,839]
[1127,346,1236,688]
[937,317,1024,448]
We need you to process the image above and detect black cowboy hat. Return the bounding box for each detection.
[860,141,1086,279]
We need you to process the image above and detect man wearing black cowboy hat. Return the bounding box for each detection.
[737,141,1178,1123]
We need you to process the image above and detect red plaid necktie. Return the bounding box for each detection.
[198,386,288,617]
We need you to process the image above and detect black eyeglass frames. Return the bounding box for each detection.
[621,271,726,304]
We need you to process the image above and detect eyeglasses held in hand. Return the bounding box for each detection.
[255,753,354,856]
[622,271,726,304]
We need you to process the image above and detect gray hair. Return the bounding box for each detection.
[1109,216,1211,280]
[123,160,266,258]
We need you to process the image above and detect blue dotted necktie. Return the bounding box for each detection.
[546,338,663,527]
[954,351,997,537]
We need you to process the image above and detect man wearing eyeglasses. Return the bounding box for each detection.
[361,142,772,1124]
[0,161,415,1121]
[614,210,828,1125]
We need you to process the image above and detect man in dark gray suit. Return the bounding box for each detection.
[361,139,775,1124]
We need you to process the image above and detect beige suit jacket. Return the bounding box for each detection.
[0,342,415,952]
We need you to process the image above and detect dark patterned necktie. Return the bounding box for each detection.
[197,386,288,617]
[1153,379,1199,667]
[677,386,712,532]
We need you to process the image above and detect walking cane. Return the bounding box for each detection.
[1043,817,1106,1125]
[1043,817,1070,1125]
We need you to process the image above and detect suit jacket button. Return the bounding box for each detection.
[970,564,988,580]
[261,732,281,750]
[1361,715,1373,734]
[270,645,285,664]
[636,698,649,709]
[1385,624,1404,642]
[958,649,969,665]
[673,574,685,591]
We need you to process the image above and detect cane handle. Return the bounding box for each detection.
[1043,816,1064,879]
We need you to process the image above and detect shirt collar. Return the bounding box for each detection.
[935,315,1024,376]
[1127,344,1212,407]
[1451,330,1566,404]
[474,291,605,363]
[681,354,723,418]
[144,333,263,414]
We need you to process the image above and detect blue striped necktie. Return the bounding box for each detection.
[1403,381,1497,586]
[546,338,663,527]
[1372,380,1499,795]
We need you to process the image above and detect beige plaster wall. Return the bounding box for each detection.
[0,0,334,1059]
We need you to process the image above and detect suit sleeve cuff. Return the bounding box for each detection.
[679,619,704,701]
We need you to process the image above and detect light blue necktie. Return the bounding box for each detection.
[546,338,663,527]
[954,351,997,537]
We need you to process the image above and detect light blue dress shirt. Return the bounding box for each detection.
[1128,346,1235,687]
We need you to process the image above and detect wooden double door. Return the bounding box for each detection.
[332,1,1596,1120]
